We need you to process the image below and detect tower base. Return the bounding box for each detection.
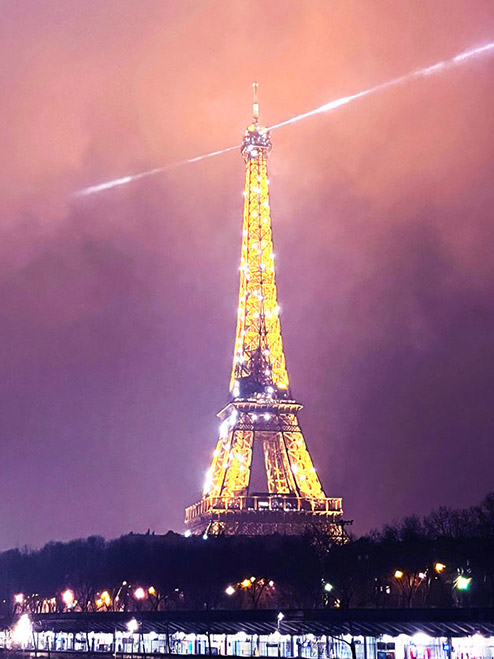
[185,493,344,541]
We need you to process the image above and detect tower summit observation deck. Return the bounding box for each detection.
[185,85,343,537]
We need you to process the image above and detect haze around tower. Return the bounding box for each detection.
[0,1,493,548]
[74,41,494,197]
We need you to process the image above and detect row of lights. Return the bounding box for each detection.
[13,583,159,612]
[12,564,471,616]
[11,613,491,651]
[393,563,472,590]
[11,613,143,647]
[319,563,471,604]
[225,576,275,597]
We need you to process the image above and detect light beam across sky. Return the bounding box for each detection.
[73,40,494,198]
[268,41,494,130]
[73,146,239,197]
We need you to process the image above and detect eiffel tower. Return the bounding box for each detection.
[185,86,343,537]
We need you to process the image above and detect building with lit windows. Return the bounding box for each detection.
[3,609,494,658]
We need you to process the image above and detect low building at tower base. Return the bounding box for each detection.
[4,609,494,658]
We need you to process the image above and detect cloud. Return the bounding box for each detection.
[0,0,493,546]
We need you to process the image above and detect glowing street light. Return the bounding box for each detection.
[225,585,236,596]
[394,570,404,579]
[101,591,111,607]
[134,587,146,600]
[241,578,252,588]
[62,589,75,608]
[114,581,128,607]
[435,562,446,573]
[12,614,32,646]
[148,586,156,595]
[14,594,24,605]
[456,576,472,591]
[127,618,139,633]
[324,582,334,593]
[413,632,432,646]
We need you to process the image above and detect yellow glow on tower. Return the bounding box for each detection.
[230,134,289,395]
[184,87,343,537]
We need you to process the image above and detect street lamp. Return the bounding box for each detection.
[62,589,75,609]
[127,618,139,633]
[456,576,471,591]
[134,587,146,600]
[14,593,25,614]
[225,586,235,596]
[127,618,140,657]
[101,591,111,607]
[12,614,32,647]
[277,611,284,637]
[392,569,428,608]
[114,581,128,610]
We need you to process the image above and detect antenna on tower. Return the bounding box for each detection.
[252,82,259,123]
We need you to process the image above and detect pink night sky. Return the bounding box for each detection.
[1,1,493,549]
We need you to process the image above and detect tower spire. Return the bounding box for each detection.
[184,91,343,539]
[252,82,259,123]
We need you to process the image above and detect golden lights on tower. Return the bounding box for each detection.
[185,85,343,537]
[230,127,289,396]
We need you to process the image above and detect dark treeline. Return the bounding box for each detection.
[2,493,494,615]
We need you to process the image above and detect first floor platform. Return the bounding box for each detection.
[185,494,343,538]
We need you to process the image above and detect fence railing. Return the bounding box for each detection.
[185,494,342,522]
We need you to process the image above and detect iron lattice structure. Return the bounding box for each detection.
[185,87,343,538]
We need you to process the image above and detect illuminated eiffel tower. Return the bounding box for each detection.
[185,86,343,537]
